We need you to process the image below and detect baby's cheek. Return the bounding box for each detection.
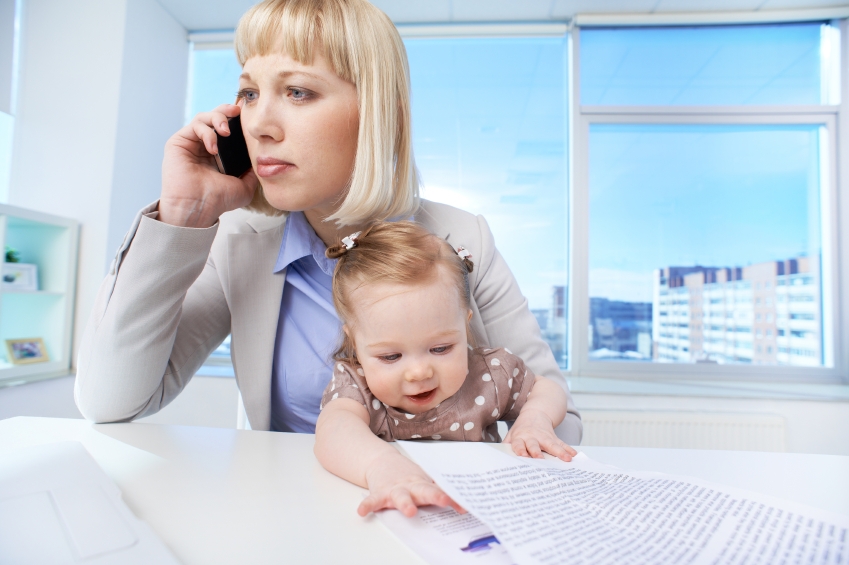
[443,358,469,396]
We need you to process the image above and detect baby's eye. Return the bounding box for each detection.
[431,345,454,354]
[236,89,258,103]
[379,353,401,362]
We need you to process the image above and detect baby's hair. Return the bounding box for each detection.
[326,221,475,362]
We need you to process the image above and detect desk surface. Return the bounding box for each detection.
[1,417,847,565]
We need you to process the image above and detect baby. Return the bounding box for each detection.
[314,221,576,517]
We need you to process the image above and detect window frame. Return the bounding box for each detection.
[189,18,849,385]
[567,21,849,384]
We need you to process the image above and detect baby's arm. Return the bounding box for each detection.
[314,398,463,517]
[503,377,578,462]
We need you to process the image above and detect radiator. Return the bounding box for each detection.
[580,410,786,452]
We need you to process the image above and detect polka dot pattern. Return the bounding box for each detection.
[319,347,536,444]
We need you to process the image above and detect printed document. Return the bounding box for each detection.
[399,442,849,565]
[378,503,515,565]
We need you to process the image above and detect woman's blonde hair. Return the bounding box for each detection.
[234,0,420,226]
[326,221,475,362]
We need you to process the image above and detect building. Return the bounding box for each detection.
[589,298,653,359]
[534,286,568,368]
[653,257,822,366]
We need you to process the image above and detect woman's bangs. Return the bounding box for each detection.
[234,1,332,70]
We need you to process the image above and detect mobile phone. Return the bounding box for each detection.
[215,115,252,177]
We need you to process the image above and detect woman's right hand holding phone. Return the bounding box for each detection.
[159,103,258,228]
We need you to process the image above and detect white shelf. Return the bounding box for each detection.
[0,204,79,384]
[0,290,64,296]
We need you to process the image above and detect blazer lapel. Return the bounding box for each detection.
[228,214,287,430]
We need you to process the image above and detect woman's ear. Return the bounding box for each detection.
[467,309,473,322]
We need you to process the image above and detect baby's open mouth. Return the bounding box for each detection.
[406,389,436,404]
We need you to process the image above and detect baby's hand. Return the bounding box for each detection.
[504,408,577,462]
[359,451,465,518]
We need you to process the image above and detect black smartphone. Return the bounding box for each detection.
[215,115,252,177]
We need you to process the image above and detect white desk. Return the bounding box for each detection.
[1,417,847,565]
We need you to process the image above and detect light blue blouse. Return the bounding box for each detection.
[269,212,340,433]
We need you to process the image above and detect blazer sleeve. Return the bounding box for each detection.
[74,202,232,423]
[471,214,583,445]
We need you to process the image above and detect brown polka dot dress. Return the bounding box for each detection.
[319,347,535,443]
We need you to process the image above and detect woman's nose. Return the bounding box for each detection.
[243,98,285,143]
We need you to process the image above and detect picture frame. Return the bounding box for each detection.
[2,263,38,291]
[5,338,50,365]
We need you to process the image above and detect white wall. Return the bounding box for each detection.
[107,0,188,267]
[0,0,16,115]
[9,0,188,365]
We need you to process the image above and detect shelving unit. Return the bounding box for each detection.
[0,204,79,384]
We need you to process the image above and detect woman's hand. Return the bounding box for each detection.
[160,103,258,228]
[504,407,577,462]
[359,450,465,518]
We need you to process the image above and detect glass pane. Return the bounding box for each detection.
[187,48,242,121]
[589,124,827,367]
[406,38,569,367]
[581,23,834,106]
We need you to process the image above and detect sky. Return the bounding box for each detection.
[189,22,829,309]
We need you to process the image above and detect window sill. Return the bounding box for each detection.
[567,375,849,402]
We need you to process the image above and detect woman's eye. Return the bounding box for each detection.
[236,89,258,103]
[431,345,453,354]
[288,87,312,101]
[379,354,401,362]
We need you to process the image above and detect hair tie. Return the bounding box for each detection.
[342,231,361,250]
[456,247,472,260]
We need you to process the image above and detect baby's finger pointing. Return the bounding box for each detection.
[511,438,529,458]
[526,438,543,459]
[391,489,417,518]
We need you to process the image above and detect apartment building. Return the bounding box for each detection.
[653,256,822,366]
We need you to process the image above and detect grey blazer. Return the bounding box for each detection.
[74,199,582,444]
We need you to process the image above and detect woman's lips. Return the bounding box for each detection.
[255,157,295,178]
[406,389,437,405]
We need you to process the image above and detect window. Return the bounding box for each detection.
[186,47,243,120]
[580,23,838,105]
[186,18,846,383]
[575,21,842,377]
[406,38,569,367]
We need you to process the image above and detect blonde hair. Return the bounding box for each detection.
[234,0,420,226]
[326,222,475,362]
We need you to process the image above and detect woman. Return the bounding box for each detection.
[75,0,581,512]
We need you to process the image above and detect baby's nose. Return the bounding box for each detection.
[405,363,433,382]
